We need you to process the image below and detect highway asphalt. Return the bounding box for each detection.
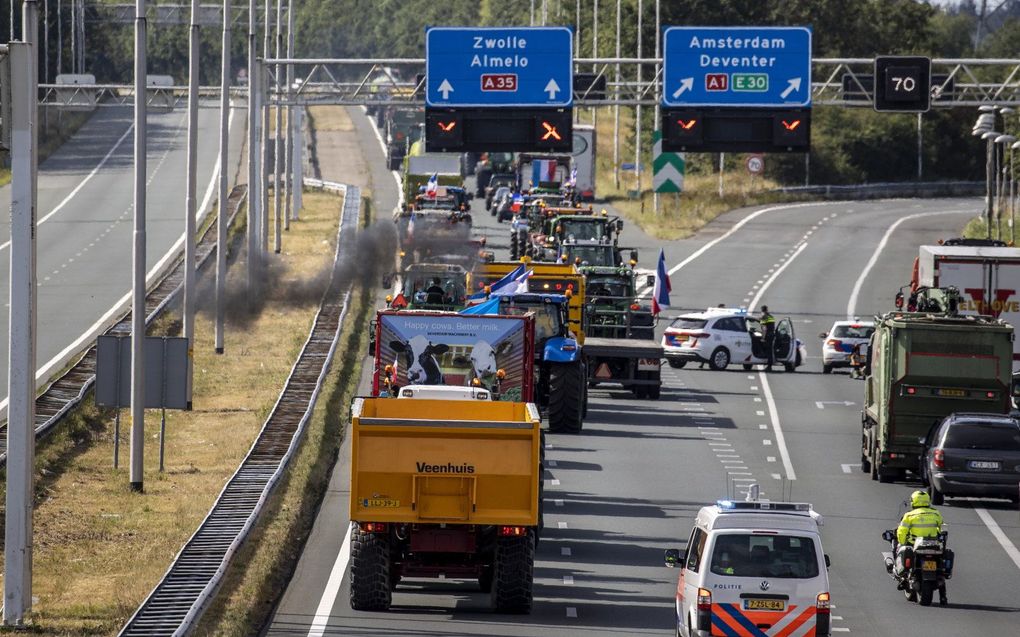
[0,104,245,406]
[268,109,1020,636]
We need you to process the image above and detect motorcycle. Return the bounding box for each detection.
[881,528,953,606]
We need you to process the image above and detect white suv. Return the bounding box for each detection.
[819,320,875,374]
[661,308,805,372]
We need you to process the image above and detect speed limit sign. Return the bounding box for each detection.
[746,154,765,175]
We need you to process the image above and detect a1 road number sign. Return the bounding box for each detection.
[481,73,518,92]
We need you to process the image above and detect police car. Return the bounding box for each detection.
[664,499,832,637]
[819,320,875,374]
[661,308,806,372]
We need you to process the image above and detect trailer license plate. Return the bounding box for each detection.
[969,460,1000,470]
[744,599,785,611]
[638,358,660,371]
[364,498,400,508]
[936,388,966,398]
[922,560,937,571]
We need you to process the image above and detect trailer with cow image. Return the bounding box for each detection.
[348,396,542,613]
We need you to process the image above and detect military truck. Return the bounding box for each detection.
[861,287,1014,483]
[348,397,541,612]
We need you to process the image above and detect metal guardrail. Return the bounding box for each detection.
[118,182,359,637]
[776,181,985,200]
[0,185,248,466]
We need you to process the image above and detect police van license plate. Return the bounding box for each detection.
[922,560,937,571]
[637,358,660,371]
[744,599,785,611]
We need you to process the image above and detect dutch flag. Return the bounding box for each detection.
[652,248,672,316]
[467,264,527,301]
[425,173,438,198]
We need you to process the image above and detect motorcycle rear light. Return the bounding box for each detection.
[933,449,945,469]
[499,526,527,537]
[904,557,911,569]
[697,588,712,611]
[362,522,387,533]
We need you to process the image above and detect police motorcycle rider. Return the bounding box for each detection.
[893,490,947,605]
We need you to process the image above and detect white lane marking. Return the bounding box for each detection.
[748,241,808,311]
[554,499,564,507]
[763,440,773,446]
[846,209,974,319]
[561,547,572,556]
[550,479,561,486]
[547,460,557,467]
[732,478,756,482]
[753,397,763,403]
[832,628,850,632]
[771,473,782,480]
[750,385,758,390]
[756,410,765,416]
[563,575,574,585]
[728,471,753,476]
[747,375,755,379]
[975,508,1020,570]
[558,521,568,529]
[767,456,777,462]
[566,607,578,618]
[709,442,733,447]
[637,201,846,297]
[841,463,860,474]
[716,454,741,458]
[759,424,768,430]
[759,371,797,481]
[306,523,353,637]
[0,124,135,253]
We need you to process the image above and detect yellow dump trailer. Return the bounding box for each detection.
[349,397,542,613]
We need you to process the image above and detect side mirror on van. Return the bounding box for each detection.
[818,332,827,339]
[664,548,682,568]
[824,554,831,569]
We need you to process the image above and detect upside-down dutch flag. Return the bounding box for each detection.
[652,248,672,316]
[425,172,438,198]
[532,159,557,185]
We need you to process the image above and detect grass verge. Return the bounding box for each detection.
[962,215,1016,243]
[0,190,346,635]
[0,110,94,187]
[582,107,803,240]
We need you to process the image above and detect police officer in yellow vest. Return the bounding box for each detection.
[895,490,947,604]
[760,305,776,371]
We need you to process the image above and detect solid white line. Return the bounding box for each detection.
[306,523,353,637]
[748,241,807,311]
[759,371,797,481]
[639,201,840,297]
[975,508,1020,571]
[846,209,975,319]
[0,124,135,253]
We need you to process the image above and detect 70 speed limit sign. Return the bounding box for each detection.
[746,154,765,175]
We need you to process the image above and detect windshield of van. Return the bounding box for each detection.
[709,534,819,578]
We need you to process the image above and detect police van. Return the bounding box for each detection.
[664,500,831,637]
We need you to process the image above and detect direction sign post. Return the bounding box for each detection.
[425,26,574,153]
[663,26,812,109]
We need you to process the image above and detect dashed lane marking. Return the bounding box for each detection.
[558,521,568,529]
[566,607,578,618]
[563,575,574,585]
[759,371,797,481]
[841,463,860,474]
[561,547,572,556]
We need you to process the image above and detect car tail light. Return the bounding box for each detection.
[816,592,830,613]
[826,338,842,349]
[986,391,996,399]
[905,386,917,395]
[499,526,527,537]
[362,522,387,533]
[697,587,712,611]
[933,449,945,469]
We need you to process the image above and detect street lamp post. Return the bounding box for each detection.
[1012,140,1020,245]
[981,130,1001,239]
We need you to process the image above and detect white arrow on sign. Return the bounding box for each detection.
[815,401,855,409]
[780,77,802,100]
[438,79,454,99]
[545,78,561,100]
[671,77,694,99]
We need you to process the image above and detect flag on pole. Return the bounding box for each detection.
[652,248,672,316]
[568,166,577,187]
[466,264,526,301]
[425,173,438,198]
[532,160,557,185]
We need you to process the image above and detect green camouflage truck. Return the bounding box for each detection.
[861,289,1014,483]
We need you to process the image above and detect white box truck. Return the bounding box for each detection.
[571,124,596,202]
[915,243,1020,364]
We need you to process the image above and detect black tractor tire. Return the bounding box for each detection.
[929,482,945,505]
[668,359,687,369]
[708,347,731,371]
[349,526,392,611]
[878,462,895,484]
[919,581,934,606]
[548,363,583,434]
[490,529,535,613]
[869,437,879,481]
[510,231,520,261]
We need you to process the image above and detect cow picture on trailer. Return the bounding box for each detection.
[390,335,449,385]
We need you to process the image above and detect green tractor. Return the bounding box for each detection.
[581,262,657,340]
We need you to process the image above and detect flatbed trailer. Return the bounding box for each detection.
[584,336,663,399]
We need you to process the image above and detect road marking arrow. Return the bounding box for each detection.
[544,78,561,99]
[816,401,855,409]
[780,77,802,99]
[438,79,454,99]
[671,77,694,99]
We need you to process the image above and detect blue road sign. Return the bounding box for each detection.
[426,26,573,108]
[662,26,812,108]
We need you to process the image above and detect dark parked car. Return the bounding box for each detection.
[922,412,1020,507]
[492,187,513,221]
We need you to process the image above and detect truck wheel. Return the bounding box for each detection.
[350,526,392,611]
[877,463,895,484]
[647,381,661,400]
[548,363,583,433]
[491,529,535,613]
[668,360,687,369]
[708,347,730,371]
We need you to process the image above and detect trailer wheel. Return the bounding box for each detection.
[647,380,661,400]
[548,363,583,433]
[350,526,392,611]
[491,529,535,613]
[510,231,520,261]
